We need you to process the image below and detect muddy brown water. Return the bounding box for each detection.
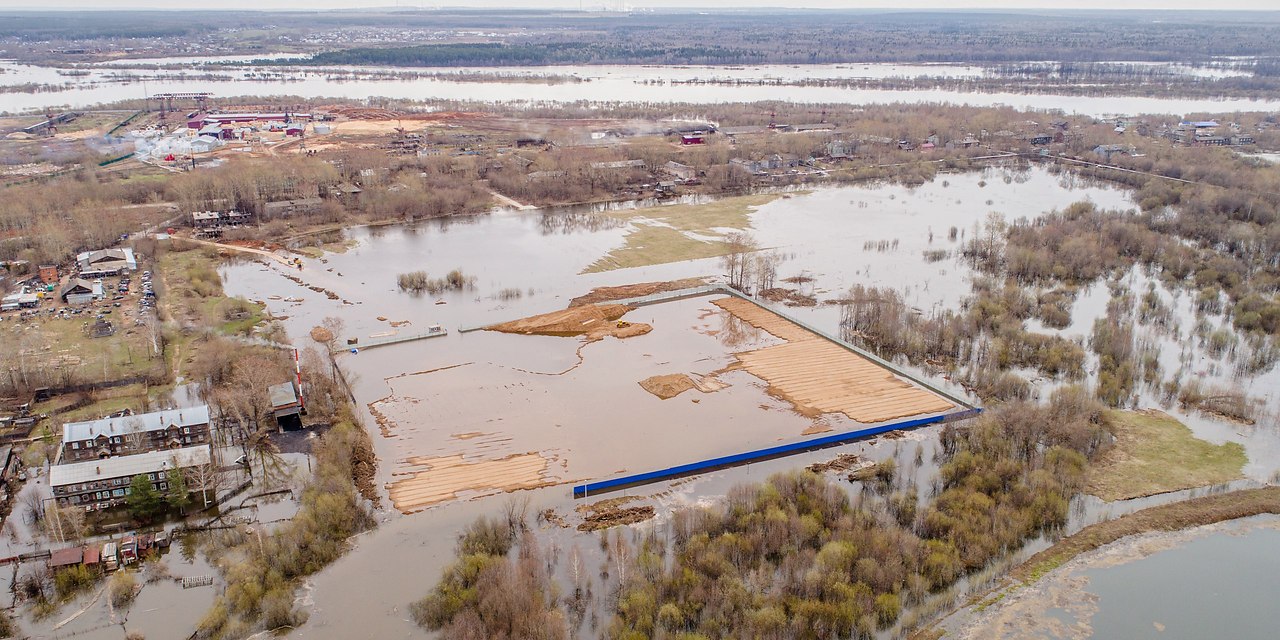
[210,166,1280,638]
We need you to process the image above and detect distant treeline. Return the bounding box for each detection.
[300,42,764,67]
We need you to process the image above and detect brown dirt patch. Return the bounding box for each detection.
[387,451,559,513]
[487,303,651,341]
[570,277,708,307]
[639,373,698,399]
[802,421,834,435]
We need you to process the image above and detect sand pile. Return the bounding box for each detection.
[487,303,651,341]
[639,373,729,399]
[639,374,698,399]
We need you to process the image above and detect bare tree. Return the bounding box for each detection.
[185,459,223,509]
[720,231,760,291]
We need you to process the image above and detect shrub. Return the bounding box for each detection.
[109,571,138,609]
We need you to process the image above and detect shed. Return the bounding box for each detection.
[49,547,84,569]
[268,381,304,429]
[61,278,102,305]
[83,544,101,567]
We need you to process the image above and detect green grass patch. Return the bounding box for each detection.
[583,192,793,273]
[583,225,734,273]
[1087,410,1246,501]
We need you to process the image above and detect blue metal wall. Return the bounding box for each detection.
[572,407,981,498]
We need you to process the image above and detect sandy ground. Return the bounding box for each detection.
[386,451,560,513]
[714,298,955,423]
[486,303,652,341]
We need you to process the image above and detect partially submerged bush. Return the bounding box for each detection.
[109,571,138,609]
[397,268,476,295]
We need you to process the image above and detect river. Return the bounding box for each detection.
[957,515,1280,640]
[4,59,1279,116]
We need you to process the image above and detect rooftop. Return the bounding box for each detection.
[269,382,299,409]
[63,405,210,443]
[50,445,211,488]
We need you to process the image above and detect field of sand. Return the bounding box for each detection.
[713,297,955,423]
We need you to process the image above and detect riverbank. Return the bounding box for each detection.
[942,493,1280,640]
[1010,486,1280,586]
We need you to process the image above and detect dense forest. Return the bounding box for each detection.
[7,9,1280,65]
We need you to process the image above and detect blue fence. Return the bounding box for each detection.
[572,407,981,498]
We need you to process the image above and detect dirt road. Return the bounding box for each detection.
[172,236,296,267]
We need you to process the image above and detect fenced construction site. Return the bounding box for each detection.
[566,286,979,497]
[371,284,978,513]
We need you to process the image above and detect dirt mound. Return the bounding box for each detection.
[310,326,334,343]
[487,303,651,341]
[639,374,697,399]
[570,278,708,307]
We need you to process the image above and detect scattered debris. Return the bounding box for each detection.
[807,453,862,473]
[576,496,656,531]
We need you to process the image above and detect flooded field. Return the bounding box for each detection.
[209,164,1280,638]
[6,59,1280,115]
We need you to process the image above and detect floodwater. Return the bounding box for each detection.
[955,516,1280,640]
[5,59,1280,116]
[1084,517,1280,639]
[209,165,1226,637]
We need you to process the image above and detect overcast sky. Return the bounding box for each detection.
[3,1,1278,11]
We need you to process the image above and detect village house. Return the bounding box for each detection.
[663,161,697,182]
[589,159,647,171]
[729,157,767,175]
[263,197,323,218]
[38,265,58,285]
[825,140,855,159]
[191,211,221,228]
[50,445,212,511]
[60,278,103,305]
[60,405,211,462]
[76,248,136,277]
